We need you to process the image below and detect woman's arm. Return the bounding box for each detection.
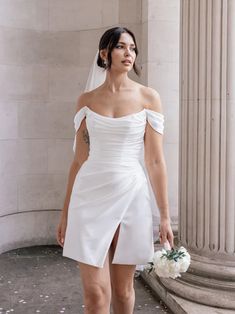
[57,94,90,246]
[144,88,174,247]
[60,94,90,219]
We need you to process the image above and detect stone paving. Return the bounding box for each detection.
[0,245,172,314]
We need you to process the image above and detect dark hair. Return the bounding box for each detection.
[97,26,140,76]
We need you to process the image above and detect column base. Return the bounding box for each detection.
[140,250,235,310]
[141,270,235,314]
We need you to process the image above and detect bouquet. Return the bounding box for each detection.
[146,240,191,279]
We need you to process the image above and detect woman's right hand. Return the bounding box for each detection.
[159,217,174,249]
[56,213,68,247]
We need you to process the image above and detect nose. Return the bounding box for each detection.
[124,47,131,56]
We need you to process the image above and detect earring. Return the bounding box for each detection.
[103,59,107,67]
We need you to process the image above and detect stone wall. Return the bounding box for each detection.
[0,0,179,252]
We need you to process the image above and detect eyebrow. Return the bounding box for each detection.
[118,41,136,46]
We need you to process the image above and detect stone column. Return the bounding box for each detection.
[160,0,235,309]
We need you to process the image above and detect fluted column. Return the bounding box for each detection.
[160,0,235,309]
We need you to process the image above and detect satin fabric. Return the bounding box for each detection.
[62,106,164,268]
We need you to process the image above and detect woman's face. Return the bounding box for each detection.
[110,32,136,73]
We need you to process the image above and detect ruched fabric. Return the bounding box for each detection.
[63,106,164,268]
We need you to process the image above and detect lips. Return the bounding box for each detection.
[122,60,132,65]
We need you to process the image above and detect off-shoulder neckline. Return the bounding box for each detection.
[74,105,164,120]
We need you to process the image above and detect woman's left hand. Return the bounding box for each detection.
[159,218,174,249]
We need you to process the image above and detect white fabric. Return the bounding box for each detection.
[63,106,165,268]
[84,50,106,92]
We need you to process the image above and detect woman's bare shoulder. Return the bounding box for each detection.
[138,84,163,112]
[132,81,160,97]
[75,91,94,112]
[76,85,105,111]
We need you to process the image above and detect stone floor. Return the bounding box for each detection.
[0,245,172,314]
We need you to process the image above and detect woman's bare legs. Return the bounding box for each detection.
[109,263,136,314]
[78,224,136,314]
[78,254,111,314]
[109,225,136,314]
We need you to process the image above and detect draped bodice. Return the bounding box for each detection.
[73,105,164,163]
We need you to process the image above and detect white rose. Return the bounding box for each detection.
[152,246,191,279]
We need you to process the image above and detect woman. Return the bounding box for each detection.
[57,26,174,314]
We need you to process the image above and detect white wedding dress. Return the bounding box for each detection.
[62,105,164,268]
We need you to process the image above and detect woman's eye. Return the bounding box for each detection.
[115,45,136,51]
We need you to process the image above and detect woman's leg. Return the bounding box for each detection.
[109,225,136,314]
[110,264,136,314]
[78,253,111,314]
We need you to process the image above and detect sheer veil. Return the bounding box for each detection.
[84,50,106,92]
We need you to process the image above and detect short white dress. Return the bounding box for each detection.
[62,105,164,268]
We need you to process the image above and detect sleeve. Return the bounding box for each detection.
[145,109,164,134]
[72,106,87,152]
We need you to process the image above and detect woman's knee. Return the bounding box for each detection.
[112,285,135,303]
[84,283,111,308]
